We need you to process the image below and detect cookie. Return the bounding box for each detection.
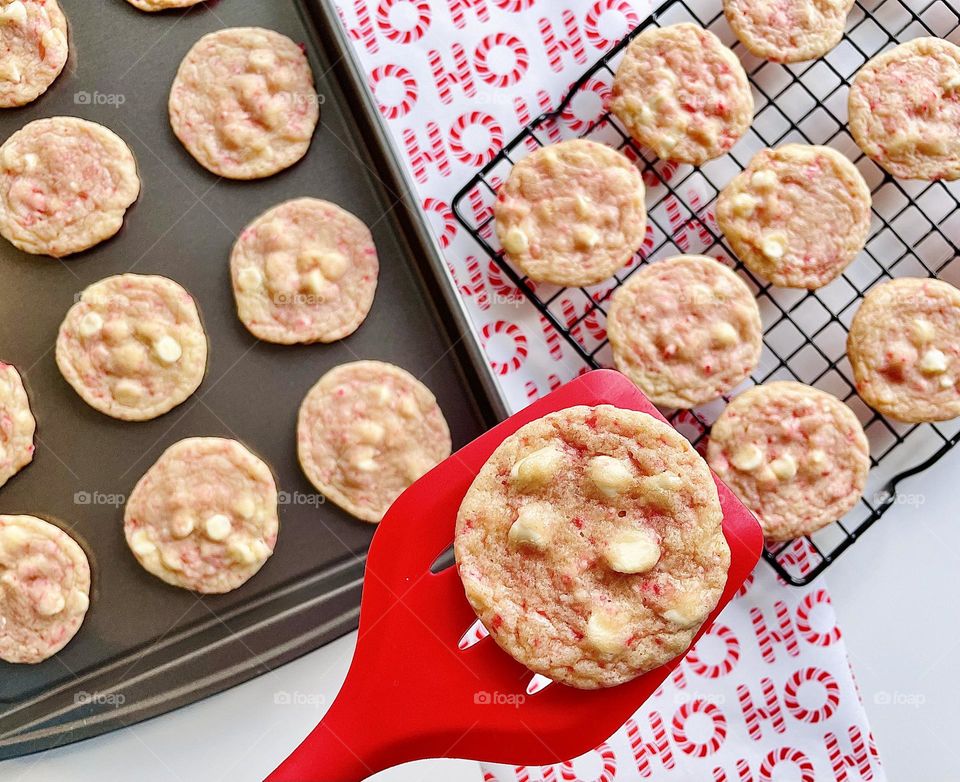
[56,274,208,422]
[0,0,68,108]
[610,23,753,165]
[849,38,960,181]
[0,362,35,489]
[707,382,869,541]
[297,361,452,523]
[0,117,140,257]
[126,0,205,10]
[607,255,762,409]
[231,198,379,344]
[848,277,960,422]
[493,139,647,287]
[0,514,91,664]
[169,27,319,179]
[716,144,871,289]
[124,437,279,594]
[455,404,730,689]
[724,0,854,63]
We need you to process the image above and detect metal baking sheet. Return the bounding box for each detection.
[0,0,505,758]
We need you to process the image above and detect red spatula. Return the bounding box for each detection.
[268,369,762,782]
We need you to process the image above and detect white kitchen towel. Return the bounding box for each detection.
[332,0,886,778]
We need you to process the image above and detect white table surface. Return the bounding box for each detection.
[3,447,958,782]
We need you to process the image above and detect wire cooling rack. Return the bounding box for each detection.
[452,0,960,585]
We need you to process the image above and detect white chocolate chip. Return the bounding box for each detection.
[586,611,627,654]
[502,226,529,255]
[112,378,143,405]
[41,27,66,56]
[659,133,679,152]
[103,319,131,343]
[78,312,104,338]
[510,446,563,489]
[370,384,391,404]
[204,514,232,542]
[761,233,787,260]
[169,512,194,539]
[808,449,827,468]
[130,529,157,557]
[0,2,27,26]
[303,269,327,296]
[36,588,65,617]
[0,60,21,83]
[919,348,948,375]
[507,503,556,550]
[711,321,739,347]
[349,446,378,473]
[71,590,90,613]
[354,420,385,445]
[317,252,348,281]
[153,336,182,365]
[732,193,757,217]
[731,443,764,472]
[238,266,263,291]
[228,539,257,564]
[943,72,960,92]
[398,395,419,418]
[940,375,954,389]
[22,152,38,172]
[911,318,936,346]
[234,495,256,519]
[587,455,634,497]
[574,195,593,219]
[161,547,184,571]
[573,225,599,250]
[750,169,778,190]
[770,453,798,481]
[604,528,661,574]
[248,49,276,72]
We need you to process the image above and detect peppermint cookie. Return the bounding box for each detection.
[607,256,762,408]
[0,362,35,489]
[848,277,960,422]
[169,27,319,179]
[456,405,729,689]
[724,0,854,63]
[716,145,871,289]
[493,139,647,287]
[231,198,378,344]
[297,361,452,523]
[0,515,91,664]
[707,382,869,541]
[0,118,140,257]
[0,0,69,108]
[611,23,753,165]
[56,274,208,421]
[124,438,279,594]
[849,38,960,181]
[126,0,205,10]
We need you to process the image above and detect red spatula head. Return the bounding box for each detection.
[268,370,762,782]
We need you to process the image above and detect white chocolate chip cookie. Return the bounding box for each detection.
[56,274,208,421]
[297,361,452,523]
[493,139,647,287]
[0,117,140,257]
[0,514,91,664]
[848,277,960,422]
[231,198,379,344]
[126,0,205,10]
[0,0,68,108]
[849,38,960,181]
[724,0,854,63]
[607,255,762,409]
[169,27,319,179]
[611,23,753,165]
[716,145,871,289]
[0,362,34,489]
[124,437,279,594]
[455,405,730,689]
[707,382,869,541]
